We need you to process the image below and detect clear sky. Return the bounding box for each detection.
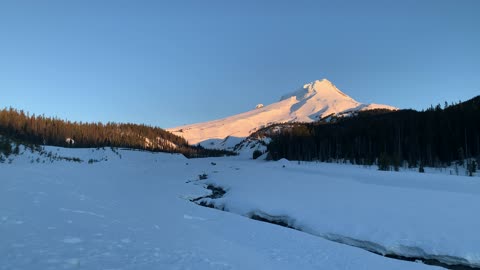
[0,0,479,128]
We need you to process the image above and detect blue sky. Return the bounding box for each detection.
[1,0,479,127]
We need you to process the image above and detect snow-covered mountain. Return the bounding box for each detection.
[168,79,396,148]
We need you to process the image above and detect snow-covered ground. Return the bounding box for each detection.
[200,159,480,268]
[2,146,473,269]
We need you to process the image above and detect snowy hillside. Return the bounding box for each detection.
[168,79,396,148]
[1,146,443,270]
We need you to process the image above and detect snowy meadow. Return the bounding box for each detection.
[1,147,478,269]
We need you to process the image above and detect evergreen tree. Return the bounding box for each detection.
[252,150,263,159]
[468,159,477,177]
[378,153,390,171]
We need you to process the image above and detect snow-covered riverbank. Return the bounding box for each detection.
[2,146,471,269]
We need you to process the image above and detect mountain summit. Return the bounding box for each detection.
[168,79,396,148]
[279,79,351,101]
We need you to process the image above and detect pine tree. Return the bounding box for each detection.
[378,152,390,171]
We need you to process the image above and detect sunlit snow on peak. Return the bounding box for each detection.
[168,79,397,147]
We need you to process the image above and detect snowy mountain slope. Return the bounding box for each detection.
[0,146,438,270]
[168,79,396,148]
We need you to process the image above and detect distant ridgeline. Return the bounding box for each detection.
[267,96,480,170]
[0,108,232,158]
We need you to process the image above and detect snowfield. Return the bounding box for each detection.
[200,159,480,268]
[2,146,476,269]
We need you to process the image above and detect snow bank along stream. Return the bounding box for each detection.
[189,159,480,270]
[191,183,478,270]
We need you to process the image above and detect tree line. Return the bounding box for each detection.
[267,96,480,172]
[0,107,232,158]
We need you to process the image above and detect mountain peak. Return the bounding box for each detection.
[280,78,352,101]
[168,79,396,147]
[305,78,340,93]
[306,78,332,87]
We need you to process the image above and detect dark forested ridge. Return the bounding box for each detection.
[0,107,232,158]
[267,96,480,171]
